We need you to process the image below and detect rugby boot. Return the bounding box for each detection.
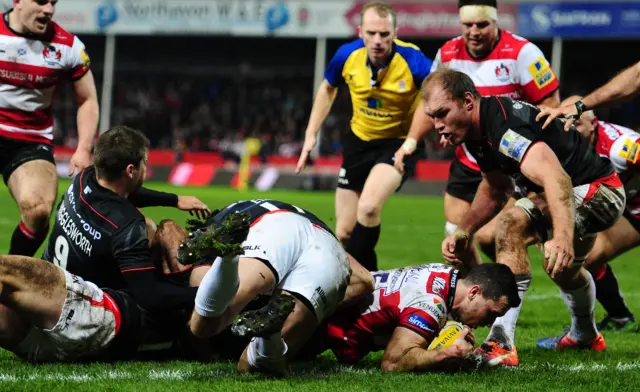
[537,332,606,351]
[475,341,519,367]
[237,341,290,378]
[231,293,297,338]
[597,315,638,332]
[177,212,250,266]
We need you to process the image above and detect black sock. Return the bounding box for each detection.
[346,223,380,271]
[592,264,634,319]
[9,221,48,257]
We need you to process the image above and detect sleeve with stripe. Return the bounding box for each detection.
[68,36,91,81]
[516,43,559,104]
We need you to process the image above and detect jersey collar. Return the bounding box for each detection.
[366,42,397,88]
[448,269,459,310]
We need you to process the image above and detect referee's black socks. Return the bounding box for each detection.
[346,222,380,271]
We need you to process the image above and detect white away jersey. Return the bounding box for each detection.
[325,264,458,363]
[432,30,559,171]
[0,13,90,143]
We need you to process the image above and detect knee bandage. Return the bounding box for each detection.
[514,198,552,243]
[445,221,458,236]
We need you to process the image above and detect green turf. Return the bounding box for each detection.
[0,180,639,391]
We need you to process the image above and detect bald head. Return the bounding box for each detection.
[562,95,597,141]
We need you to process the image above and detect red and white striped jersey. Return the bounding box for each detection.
[594,121,640,198]
[326,264,458,363]
[0,14,90,144]
[431,30,559,172]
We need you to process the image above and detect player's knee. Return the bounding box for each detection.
[19,197,54,230]
[357,200,381,222]
[497,207,530,238]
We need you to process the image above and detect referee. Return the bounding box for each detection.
[296,1,432,271]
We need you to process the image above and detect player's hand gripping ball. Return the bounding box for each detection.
[428,320,465,350]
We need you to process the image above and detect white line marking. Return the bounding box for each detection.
[527,292,640,301]
[0,362,639,381]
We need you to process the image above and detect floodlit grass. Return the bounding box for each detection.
[0,180,639,391]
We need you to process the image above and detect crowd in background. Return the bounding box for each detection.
[52,36,640,161]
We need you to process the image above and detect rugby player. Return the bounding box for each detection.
[1,1,100,255]
[307,263,519,372]
[395,0,559,265]
[296,1,432,271]
[423,70,625,366]
[538,60,640,130]
[559,96,639,331]
[0,216,247,363]
[35,125,213,358]
[188,199,373,376]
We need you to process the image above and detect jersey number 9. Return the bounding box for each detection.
[53,236,69,270]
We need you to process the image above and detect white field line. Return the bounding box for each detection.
[527,292,640,301]
[0,362,639,382]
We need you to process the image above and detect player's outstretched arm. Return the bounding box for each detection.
[296,79,339,173]
[458,172,511,236]
[70,70,99,175]
[520,143,575,278]
[128,188,211,219]
[443,172,510,266]
[393,101,434,175]
[537,61,640,130]
[581,61,640,111]
[381,326,474,373]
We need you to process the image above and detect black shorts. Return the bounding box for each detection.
[0,136,55,185]
[445,158,483,203]
[338,130,423,192]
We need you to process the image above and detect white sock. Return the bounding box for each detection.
[560,272,598,342]
[247,333,288,367]
[486,273,531,350]
[194,255,239,317]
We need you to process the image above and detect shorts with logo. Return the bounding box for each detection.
[0,135,55,185]
[338,130,423,192]
[445,158,482,203]
[242,211,351,322]
[13,271,120,362]
[518,173,626,260]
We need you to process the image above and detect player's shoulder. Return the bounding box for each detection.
[394,39,431,73]
[601,121,640,140]
[501,30,544,59]
[47,21,79,48]
[438,36,465,62]
[333,38,365,60]
[73,168,145,232]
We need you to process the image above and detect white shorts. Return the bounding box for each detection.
[13,271,119,362]
[242,211,351,322]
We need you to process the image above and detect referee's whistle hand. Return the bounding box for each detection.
[296,134,317,174]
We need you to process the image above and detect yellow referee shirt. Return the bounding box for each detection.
[324,39,432,141]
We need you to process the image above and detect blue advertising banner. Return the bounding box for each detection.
[519,2,640,38]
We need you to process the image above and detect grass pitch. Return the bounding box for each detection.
[0,180,639,391]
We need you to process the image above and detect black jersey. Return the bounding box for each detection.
[208,199,334,235]
[43,166,197,353]
[44,166,154,288]
[468,97,614,193]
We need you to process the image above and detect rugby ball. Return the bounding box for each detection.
[427,321,465,351]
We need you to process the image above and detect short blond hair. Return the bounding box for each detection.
[360,1,397,29]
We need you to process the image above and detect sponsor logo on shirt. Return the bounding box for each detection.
[499,129,532,162]
[430,277,446,296]
[528,57,555,89]
[407,314,434,333]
